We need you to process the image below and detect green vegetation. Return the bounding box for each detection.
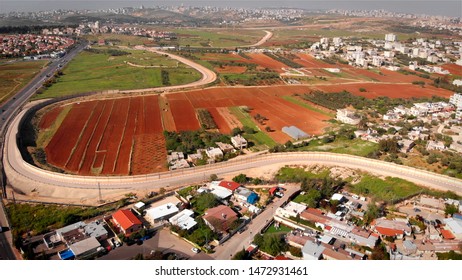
[0,60,47,104]
[229,107,276,149]
[197,109,218,129]
[232,249,252,260]
[282,95,334,118]
[177,185,197,198]
[275,166,330,183]
[436,251,462,260]
[36,47,200,99]
[253,233,288,257]
[164,130,231,154]
[264,223,292,234]
[263,52,303,68]
[180,218,217,246]
[350,175,422,203]
[221,71,280,86]
[191,192,220,215]
[296,138,379,157]
[8,201,128,236]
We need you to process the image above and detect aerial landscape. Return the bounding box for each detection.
[0,0,462,263]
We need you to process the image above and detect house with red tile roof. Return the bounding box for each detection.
[203,205,238,233]
[112,209,143,236]
[218,181,241,192]
[371,218,411,239]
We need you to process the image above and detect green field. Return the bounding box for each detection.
[297,138,379,157]
[0,60,47,104]
[350,175,423,203]
[83,34,150,46]
[265,223,293,234]
[173,29,265,48]
[229,106,277,149]
[35,47,201,99]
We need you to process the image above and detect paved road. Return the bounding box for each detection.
[212,184,299,260]
[0,41,87,260]
[122,46,217,93]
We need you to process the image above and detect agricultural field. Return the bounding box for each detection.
[35,47,201,99]
[0,60,47,104]
[170,28,267,48]
[39,95,167,175]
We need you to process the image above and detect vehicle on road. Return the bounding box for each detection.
[191,247,200,253]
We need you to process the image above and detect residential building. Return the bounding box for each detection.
[426,140,446,151]
[371,218,412,239]
[168,209,197,231]
[203,205,238,232]
[216,142,234,153]
[231,135,248,149]
[336,108,361,125]
[302,240,325,260]
[234,187,259,204]
[276,202,307,219]
[449,93,462,110]
[206,147,223,161]
[145,203,179,224]
[218,181,241,192]
[67,237,103,260]
[112,209,143,236]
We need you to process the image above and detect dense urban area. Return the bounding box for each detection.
[0,3,461,262]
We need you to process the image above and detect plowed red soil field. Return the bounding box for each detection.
[214,66,247,74]
[43,95,167,176]
[441,64,462,75]
[39,106,63,129]
[247,53,288,73]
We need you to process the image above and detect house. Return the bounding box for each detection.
[216,142,234,154]
[145,203,179,224]
[203,205,238,232]
[426,140,446,151]
[47,220,108,248]
[401,240,418,255]
[83,220,108,241]
[300,208,331,225]
[302,240,325,260]
[336,108,360,125]
[276,202,307,219]
[371,218,412,239]
[169,159,190,170]
[67,237,103,260]
[331,193,346,203]
[206,147,223,161]
[218,181,241,192]
[168,209,197,231]
[234,187,259,204]
[112,209,143,236]
[231,135,247,149]
[443,218,462,239]
[210,185,233,200]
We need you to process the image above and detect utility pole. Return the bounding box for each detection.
[98,182,103,204]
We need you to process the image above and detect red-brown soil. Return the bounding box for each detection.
[214,65,247,74]
[247,53,288,73]
[39,106,63,129]
[441,64,462,75]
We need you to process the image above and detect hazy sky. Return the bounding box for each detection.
[0,0,461,17]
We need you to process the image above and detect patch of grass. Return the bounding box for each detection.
[350,175,422,203]
[297,138,379,157]
[265,223,292,234]
[0,60,47,104]
[174,29,265,48]
[281,95,334,118]
[229,106,276,149]
[34,48,200,99]
[275,166,330,182]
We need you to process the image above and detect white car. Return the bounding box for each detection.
[191,247,200,253]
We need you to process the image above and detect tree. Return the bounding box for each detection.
[289,246,303,257]
[194,192,220,214]
[232,173,249,184]
[364,202,381,225]
[232,249,251,260]
[210,174,218,181]
[445,204,459,217]
[231,127,242,136]
[265,126,271,132]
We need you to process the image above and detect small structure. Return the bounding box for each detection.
[67,236,103,260]
[234,187,259,205]
[206,147,223,161]
[216,142,234,154]
[302,240,325,260]
[112,209,143,236]
[169,209,197,231]
[133,201,146,215]
[331,193,346,203]
[145,203,179,224]
[276,202,307,218]
[336,108,361,125]
[218,181,241,192]
[371,218,412,239]
[282,126,309,140]
[401,240,417,255]
[203,205,238,232]
[210,185,233,200]
[231,135,247,149]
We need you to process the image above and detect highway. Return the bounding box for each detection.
[0,40,87,260]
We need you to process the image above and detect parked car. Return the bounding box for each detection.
[191,247,200,253]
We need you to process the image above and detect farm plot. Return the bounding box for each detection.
[246,53,289,73]
[41,95,167,176]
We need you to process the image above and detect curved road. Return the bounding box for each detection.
[122,46,217,93]
[4,105,462,197]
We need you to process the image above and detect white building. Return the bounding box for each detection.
[169,209,197,231]
[449,93,462,110]
[336,108,361,125]
[231,135,247,149]
[145,203,179,224]
[385,33,397,42]
[206,147,223,160]
[276,201,307,218]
